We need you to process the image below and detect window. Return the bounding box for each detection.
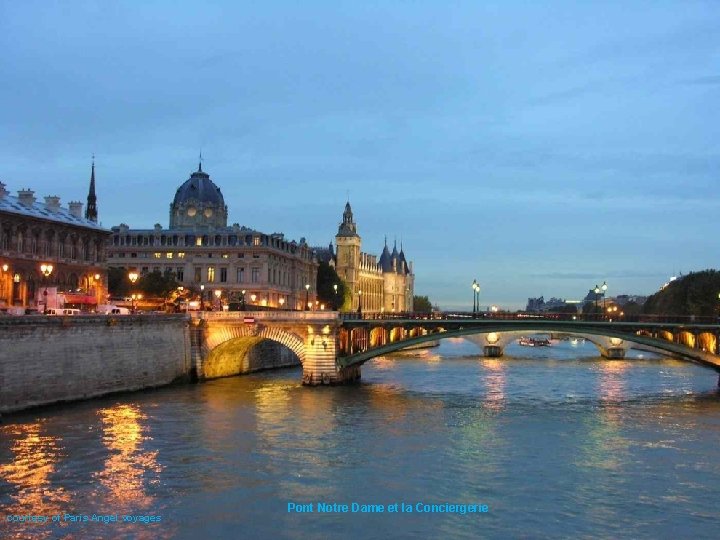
[166,252,173,258]
[251,268,260,283]
[207,267,215,282]
[237,268,245,283]
[178,252,185,258]
[154,253,161,259]
[222,253,229,259]
[253,236,261,246]
[177,268,184,281]
[194,267,201,282]
[220,268,227,283]
[238,253,244,258]
[195,237,202,246]
[208,253,213,258]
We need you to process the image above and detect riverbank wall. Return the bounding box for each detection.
[0,315,192,414]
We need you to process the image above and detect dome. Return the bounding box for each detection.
[173,167,225,207]
[169,163,228,230]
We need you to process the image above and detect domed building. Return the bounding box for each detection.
[107,161,317,310]
[169,163,228,230]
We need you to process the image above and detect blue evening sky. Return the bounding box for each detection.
[1,1,718,309]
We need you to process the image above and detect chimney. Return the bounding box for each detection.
[18,189,36,206]
[0,182,7,198]
[68,201,84,218]
[44,196,61,211]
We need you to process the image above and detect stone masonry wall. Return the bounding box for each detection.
[0,315,191,414]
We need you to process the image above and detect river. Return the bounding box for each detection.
[1,337,719,539]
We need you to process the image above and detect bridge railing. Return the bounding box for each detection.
[192,310,339,321]
[339,311,720,325]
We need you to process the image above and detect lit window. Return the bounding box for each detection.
[154,253,161,259]
[208,267,215,282]
[166,252,173,259]
[253,237,261,246]
[177,252,185,258]
[222,253,229,259]
[196,237,202,246]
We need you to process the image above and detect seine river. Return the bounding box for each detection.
[1,338,719,539]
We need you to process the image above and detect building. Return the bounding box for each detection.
[322,202,414,313]
[0,161,109,310]
[106,162,318,310]
[526,296,579,313]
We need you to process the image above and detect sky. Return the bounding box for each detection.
[1,1,719,310]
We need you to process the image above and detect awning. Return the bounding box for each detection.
[63,294,97,305]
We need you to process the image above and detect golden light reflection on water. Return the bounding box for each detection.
[93,405,162,512]
[0,422,70,538]
[481,358,506,411]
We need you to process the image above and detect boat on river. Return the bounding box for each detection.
[518,336,551,347]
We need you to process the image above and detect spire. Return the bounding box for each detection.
[85,154,98,222]
[198,151,203,172]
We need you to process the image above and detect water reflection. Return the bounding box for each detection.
[0,422,70,539]
[481,358,506,411]
[93,405,162,513]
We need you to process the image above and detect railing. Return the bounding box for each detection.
[193,310,338,321]
[339,311,720,325]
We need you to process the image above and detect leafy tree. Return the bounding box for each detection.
[582,302,602,315]
[316,261,350,310]
[413,295,433,313]
[138,269,179,300]
[107,267,130,298]
[643,270,720,316]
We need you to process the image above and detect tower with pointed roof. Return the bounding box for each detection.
[335,201,362,308]
[333,202,414,313]
[85,157,98,222]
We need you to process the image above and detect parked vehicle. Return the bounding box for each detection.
[47,308,81,316]
[97,304,130,315]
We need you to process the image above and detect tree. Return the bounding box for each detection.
[643,270,720,316]
[582,302,602,315]
[316,261,350,310]
[413,295,432,313]
[138,269,179,300]
[107,267,130,299]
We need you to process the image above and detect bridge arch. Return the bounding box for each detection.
[201,323,305,379]
[338,323,720,374]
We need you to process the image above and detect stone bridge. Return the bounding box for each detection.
[193,312,720,385]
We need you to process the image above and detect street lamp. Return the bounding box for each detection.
[241,289,246,310]
[471,279,477,314]
[601,281,608,312]
[200,284,205,311]
[279,297,285,309]
[40,263,53,314]
[472,280,480,316]
[333,283,338,310]
[128,270,138,285]
[357,289,363,317]
[594,284,601,315]
[305,283,310,311]
[214,289,222,310]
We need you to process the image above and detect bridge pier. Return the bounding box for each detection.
[302,322,361,385]
[483,345,503,358]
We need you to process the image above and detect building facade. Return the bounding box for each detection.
[0,169,109,310]
[328,202,414,313]
[107,163,318,310]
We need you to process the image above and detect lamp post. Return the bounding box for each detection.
[40,263,53,314]
[601,281,608,312]
[200,284,205,311]
[594,284,600,316]
[250,293,256,307]
[471,279,477,315]
[279,297,285,309]
[214,289,222,311]
[333,283,338,310]
[128,271,139,313]
[357,289,363,317]
[241,289,246,311]
[305,283,310,311]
